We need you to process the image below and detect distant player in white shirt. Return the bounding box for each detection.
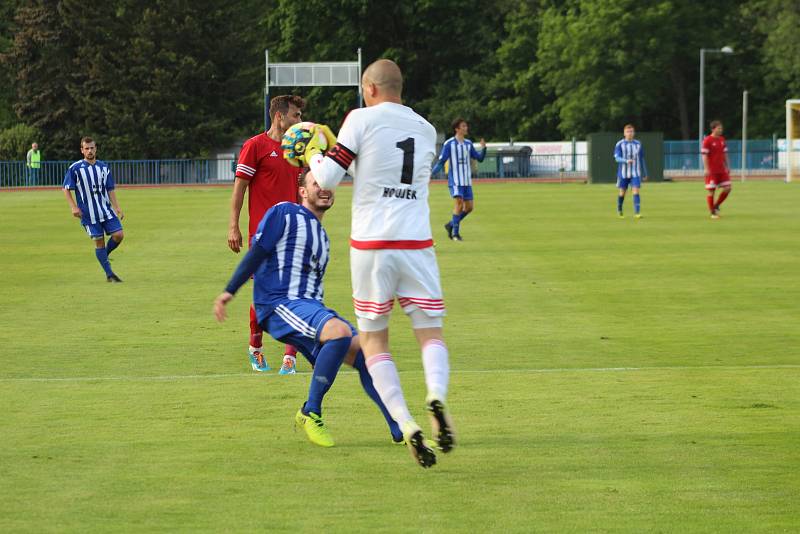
[302,59,454,469]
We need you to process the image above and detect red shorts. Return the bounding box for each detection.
[705,171,731,190]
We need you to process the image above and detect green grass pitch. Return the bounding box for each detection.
[1,181,798,532]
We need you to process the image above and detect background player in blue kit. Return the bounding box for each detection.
[432,118,486,241]
[63,137,125,282]
[613,124,648,219]
[214,169,403,447]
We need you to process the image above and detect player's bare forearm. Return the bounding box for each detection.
[109,190,124,219]
[63,189,82,218]
[213,291,234,322]
[228,179,248,253]
[702,155,710,174]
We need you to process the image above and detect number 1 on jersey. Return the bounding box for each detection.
[396,138,415,185]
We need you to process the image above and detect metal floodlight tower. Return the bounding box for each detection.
[698,46,734,151]
[264,48,362,131]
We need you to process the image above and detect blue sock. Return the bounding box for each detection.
[633,193,641,214]
[106,237,120,256]
[95,248,114,277]
[617,195,624,212]
[458,211,470,223]
[352,351,403,441]
[303,336,350,416]
[451,213,460,236]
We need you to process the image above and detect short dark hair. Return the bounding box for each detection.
[295,168,311,204]
[451,118,466,133]
[624,124,635,130]
[297,167,311,188]
[80,136,95,147]
[710,120,722,130]
[270,95,306,121]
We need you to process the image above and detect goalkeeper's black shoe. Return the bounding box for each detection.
[444,222,453,240]
[403,422,437,468]
[107,274,123,283]
[427,398,456,453]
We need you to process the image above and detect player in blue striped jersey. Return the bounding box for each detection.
[432,118,486,241]
[63,137,125,282]
[214,169,403,447]
[613,124,648,219]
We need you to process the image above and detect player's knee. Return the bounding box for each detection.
[113,232,124,242]
[321,318,352,340]
[408,307,443,329]
[357,314,390,333]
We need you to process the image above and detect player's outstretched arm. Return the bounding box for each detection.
[471,139,487,162]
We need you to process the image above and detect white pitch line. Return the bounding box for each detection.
[1,364,798,383]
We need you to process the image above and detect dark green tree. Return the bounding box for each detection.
[2,0,83,159]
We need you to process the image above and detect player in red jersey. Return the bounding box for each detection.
[228,95,305,373]
[701,120,731,219]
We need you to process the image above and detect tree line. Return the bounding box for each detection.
[0,0,798,160]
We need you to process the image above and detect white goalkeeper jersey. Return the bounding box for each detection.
[310,102,437,249]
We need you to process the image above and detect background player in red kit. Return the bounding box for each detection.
[228,95,305,373]
[701,120,732,219]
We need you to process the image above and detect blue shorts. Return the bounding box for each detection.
[259,298,355,366]
[449,183,474,200]
[617,177,642,190]
[83,217,123,239]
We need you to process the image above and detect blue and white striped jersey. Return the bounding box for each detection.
[432,137,486,186]
[614,139,648,180]
[63,160,117,225]
[249,202,330,317]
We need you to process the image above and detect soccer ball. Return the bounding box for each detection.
[282,121,321,167]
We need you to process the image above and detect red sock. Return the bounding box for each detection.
[715,190,730,209]
[284,345,298,357]
[706,194,715,212]
[249,305,262,349]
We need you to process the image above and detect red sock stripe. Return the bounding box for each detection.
[365,353,393,369]
[327,143,356,170]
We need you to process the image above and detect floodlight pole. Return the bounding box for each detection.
[264,49,270,132]
[698,47,734,156]
[699,48,705,154]
[741,90,748,182]
[357,48,363,108]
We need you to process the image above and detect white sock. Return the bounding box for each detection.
[422,339,449,402]
[366,353,414,428]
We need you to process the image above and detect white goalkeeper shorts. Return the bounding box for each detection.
[351,247,445,331]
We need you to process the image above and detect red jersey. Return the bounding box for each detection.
[235,133,301,237]
[702,135,728,174]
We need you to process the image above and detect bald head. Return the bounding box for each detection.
[362,59,403,105]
